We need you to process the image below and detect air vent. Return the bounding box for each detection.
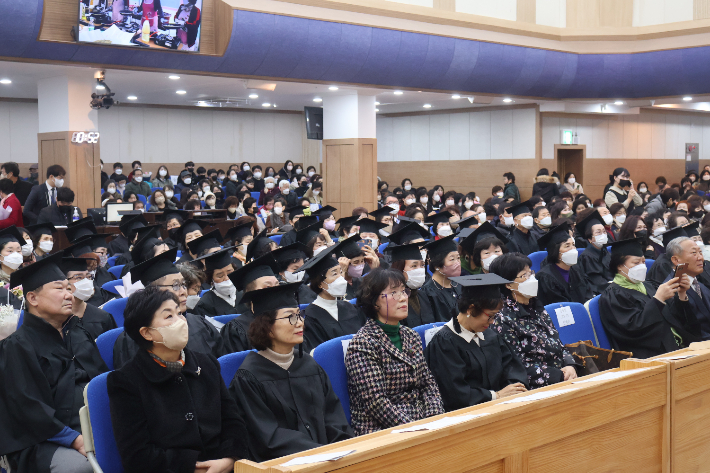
[192,97,251,107]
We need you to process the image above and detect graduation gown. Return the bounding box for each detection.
[193,290,238,317]
[276,275,317,305]
[86,287,114,308]
[113,313,225,369]
[536,263,589,307]
[401,289,436,327]
[507,227,539,255]
[220,308,255,353]
[598,282,701,358]
[108,234,130,256]
[419,279,462,322]
[279,229,297,247]
[425,324,528,411]
[573,244,613,299]
[0,313,107,472]
[79,303,117,340]
[647,254,674,290]
[229,352,353,462]
[303,301,366,352]
[95,266,115,286]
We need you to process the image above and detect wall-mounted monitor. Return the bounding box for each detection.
[304,106,323,140]
[77,0,203,52]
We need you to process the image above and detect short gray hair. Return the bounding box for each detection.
[666,236,692,258]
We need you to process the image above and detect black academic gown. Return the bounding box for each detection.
[536,263,589,307]
[193,290,238,317]
[276,275,317,305]
[229,352,353,462]
[573,244,613,299]
[119,261,135,278]
[79,303,117,340]
[279,229,297,247]
[508,228,539,255]
[220,308,255,353]
[530,224,548,241]
[647,253,674,290]
[303,301,366,352]
[401,288,436,327]
[599,282,701,358]
[108,234,130,256]
[425,324,528,411]
[0,313,108,472]
[345,277,361,301]
[113,313,225,369]
[419,279,462,322]
[95,266,115,286]
[86,287,113,308]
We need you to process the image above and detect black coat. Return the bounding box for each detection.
[113,313,225,369]
[425,324,528,411]
[36,203,83,226]
[220,309,255,353]
[419,279,462,322]
[303,301,366,352]
[12,178,34,206]
[108,234,130,256]
[401,288,436,327]
[107,350,251,472]
[647,253,674,290]
[0,313,107,472]
[229,352,353,462]
[532,175,560,203]
[536,263,589,307]
[22,182,52,225]
[507,227,539,255]
[193,290,238,317]
[573,244,613,299]
[79,303,118,340]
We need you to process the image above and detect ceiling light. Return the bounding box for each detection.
[176,90,186,95]
[468,97,474,103]
[169,75,180,80]
[375,101,380,105]
[452,94,461,99]
[329,86,339,91]
[683,96,693,101]
[376,109,380,112]
[313,97,322,103]
[423,104,432,108]
[127,95,137,100]
[614,101,624,105]
[197,101,207,106]
[502,98,513,103]
[262,103,271,107]
[0,79,11,85]
[273,104,277,108]
[394,91,403,95]
[248,93,259,99]
[96,84,105,90]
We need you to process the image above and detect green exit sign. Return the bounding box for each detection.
[561,129,574,145]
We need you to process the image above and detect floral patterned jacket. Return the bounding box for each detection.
[345,319,444,436]
[490,296,576,387]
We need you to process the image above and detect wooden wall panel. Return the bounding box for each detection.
[566,0,633,28]
[516,0,536,23]
[433,0,455,11]
[323,139,376,219]
[695,0,710,19]
[582,158,684,201]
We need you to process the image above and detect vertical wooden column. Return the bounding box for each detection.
[37,132,101,213]
[322,138,377,220]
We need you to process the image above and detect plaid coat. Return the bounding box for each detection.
[345,319,444,436]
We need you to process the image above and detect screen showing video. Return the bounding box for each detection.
[77,0,203,52]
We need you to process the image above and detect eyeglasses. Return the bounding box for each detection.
[155,281,188,291]
[275,312,305,325]
[482,311,498,322]
[68,274,94,282]
[380,288,411,300]
[516,270,535,281]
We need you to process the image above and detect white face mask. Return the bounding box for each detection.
[186,294,201,310]
[313,190,320,196]
[388,203,399,214]
[313,245,329,257]
[433,194,441,202]
[568,177,576,184]
[325,276,348,297]
[266,182,275,189]
[274,207,283,215]
[197,191,203,198]
[696,240,705,248]
[282,187,290,195]
[639,187,647,193]
[704,204,710,212]
[135,176,143,183]
[213,279,236,298]
[114,169,122,175]
[310,203,320,212]
[602,214,614,225]
[39,240,54,253]
[159,169,168,177]
[365,237,379,248]
[464,201,473,210]
[516,275,538,298]
[653,226,666,236]
[625,263,647,283]
[496,192,504,198]
[438,225,453,237]
[243,165,250,171]
[183,178,192,185]
[254,172,262,179]
[504,216,515,226]
[230,174,238,181]
[404,198,415,206]
[420,197,428,205]
[284,270,305,283]
[287,165,293,171]
[107,187,116,194]
[520,216,534,230]
[593,233,608,248]
[54,178,64,188]
[21,242,33,257]
[295,169,302,174]
[165,190,174,198]
[2,252,23,270]
[615,215,626,224]
[405,267,426,289]
[560,248,578,266]
[539,216,552,227]
[445,199,455,206]
[404,185,412,191]
[308,171,315,177]
[73,278,95,302]
[482,254,499,271]
[477,212,487,223]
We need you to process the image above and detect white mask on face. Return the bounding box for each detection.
[420,197,428,205]
[184,178,192,185]
[243,165,250,171]
[287,165,293,171]
[388,203,399,214]
[313,245,329,256]
[615,215,626,224]
[313,190,320,196]
[21,242,33,257]
[404,185,412,191]
[696,240,705,248]
[284,270,305,283]
[107,187,116,194]
[568,177,576,184]
[540,216,552,227]
[114,169,122,175]
[54,178,64,188]
[213,279,237,298]
[405,267,426,289]
[654,226,666,236]
[274,207,283,215]
[482,254,499,271]
[186,294,201,310]
[560,249,578,266]
[308,171,315,177]
[134,176,143,183]
[433,194,441,203]
[438,225,453,237]
[516,275,538,298]
[625,263,647,283]
[2,252,23,270]
[254,172,262,179]
[295,169,302,174]
[165,190,174,199]
[496,192,504,198]
[230,174,238,181]
[504,216,515,226]
[405,198,415,206]
[282,188,290,195]
[521,216,534,230]
[593,233,608,248]
[464,201,473,210]
[39,240,54,253]
[73,278,95,302]
[477,212,487,223]
[266,182,275,189]
[325,276,348,297]
[704,204,710,212]
[445,199,455,206]
[602,214,614,225]
[639,187,647,193]
[159,169,168,177]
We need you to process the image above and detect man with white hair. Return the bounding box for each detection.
[279,179,298,207]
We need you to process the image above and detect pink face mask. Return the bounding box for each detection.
[324,220,336,231]
[348,264,365,278]
[438,260,461,278]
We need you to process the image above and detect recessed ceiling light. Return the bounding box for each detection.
[452,94,461,99]
[96,84,105,90]
[0,79,11,85]
[176,90,186,95]
[127,95,137,100]
[683,96,693,101]
[197,101,207,106]
[169,75,180,80]
[313,97,322,103]
[376,109,380,112]
[394,91,403,95]
[262,103,271,107]
[273,104,277,108]
[468,97,474,103]
[423,104,432,108]
[248,94,259,99]
[614,101,624,105]
[329,86,339,91]
[502,98,513,103]
[375,101,380,105]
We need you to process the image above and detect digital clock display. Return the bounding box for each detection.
[71,132,100,144]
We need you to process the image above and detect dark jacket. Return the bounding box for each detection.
[531,175,560,204]
[503,182,520,204]
[23,182,52,225]
[37,203,83,226]
[107,349,251,473]
[12,178,34,206]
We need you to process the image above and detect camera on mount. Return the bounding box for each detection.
[90,71,116,110]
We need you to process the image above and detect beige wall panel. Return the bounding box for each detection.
[517,0,536,23]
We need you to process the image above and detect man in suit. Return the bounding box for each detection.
[37,187,83,226]
[23,164,66,225]
[665,236,710,339]
[1,162,34,205]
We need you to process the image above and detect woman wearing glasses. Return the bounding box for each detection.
[488,253,578,387]
[228,282,353,461]
[346,268,444,435]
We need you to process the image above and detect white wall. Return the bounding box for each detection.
[455,0,517,21]
[0,102,39,163]
[98,106,304,165]
[542,112,710,160]
[377,107,537,161]
[536,0,566,27]
[632,0,693,26]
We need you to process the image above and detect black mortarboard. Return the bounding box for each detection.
[246,229,277,262]
[286,206,311,220]
[384,242,424,262]
[387,222,430,246]
[447,273,512,333]
[355,218,388,235]
[296,221,323,245]
[191,247,235,272]
[661,227,688,248]
[333,234,365,259]
[313,205,337,219]
[133,224,162,243]
[536,222,573,251]
[684,221,701,238]
[0,227,26,246]
[369,206,396,220]
[223,222,254,244]
[85,234,110,251]
[609,238,645,258]
[508,201,533,218]
[174,219,209,245]
[271,243,308,264]
[452,215,480,232]
[131,247,179,286]
[65,218,97,242]
[228,252,280,291]
[60,257,92,274]
[156,209,189,223]
[62,236,93,257]
[295,215,318,231]
[118,214,147,236]
[241,282,303,317]
[576,210,605,236]
[131,226,164,263]
[25,222,56,239]
[336,215,360,231]
[296,242,341,278]
[425,211,453,226]
[187,230,222,256]
[459,222,507,253]
[10,253,65,292]
[422,234,458,258]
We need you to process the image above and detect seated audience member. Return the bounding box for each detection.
[458,222,508,276]
[0,178,23,229]
[23,164,66,225]
[108,213,146,256]
[385,242,436,327]
[0,226,27,285]
[18,226,34,267]
[562,172,583,196]
[605,167,643,212]
[505,201,539,255]
[596,205,617,243]
[618,214,655,260]
[0,254,107,473]
[192,248,238,317]
[62,234,115,308]
[123,191,138,204]
[347,268,444,435]
[599,238,700,358]
[426,211,454,239]
[27,222,56,261]
[488,253,578,387]
[61,257,117,339]
[118,225,169,278]
[609,202,627,237]
[535,222,589,306]
[150,165,172,188]
[37,187,82,226]
[425,274,528,411]
[112,248,225,369]
[298,241,366,351]
[174,219,209,265]
[574,210,614,298]
[667,211,689,230]
[647,227,689,290]
[271,242,317,303]
[150,188,176,211]
[108,287,250,472]
[530,205,551,240]
[230,283,353,461]
[124,167,151,197]
[265,197,289,233]
[224,219,256,269]
[420,235,463,322]
[313,205,337,238]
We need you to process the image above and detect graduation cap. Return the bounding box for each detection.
[241,282,303,318]
[190,247,235,272]
[228,252,280,291]
[133,225,162,243]
[295,215,318,231]
[609,238,645,258]
[224,222,254,244]
[131,247,179,286]
[384,242,424,262]
[10,252,66,292]
[447,274,512,333]
[508,201,532,218]
[155,209,189,223]
[287,206,312,221]
[25,222,56,239]
[60,257,92,274]
[355,218,388,235]
[65,218,97,242]
[684,221,701,238]
[452,215,480,232]
[173,219,209,245]
[245,229,274,262]
[387,222,431,246]
[661,227,688,248]
[296,221,323,245]
[333,233,365,259]
[422,234,458,258]
[118,214,147,237]
[459,222,508,253]
[187,229,223,256]
[336,215,361,231]
[313,205,337,219]
[62,235,92,257]
[369,206,396,220]
[575,210,605,236]
[0,226,27,246]
[271,243,308,265]
[131,227,164,263]
[535,222,573,252]
[425,211,453,226]
[85,234,110,251]
[296,242,342,278]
